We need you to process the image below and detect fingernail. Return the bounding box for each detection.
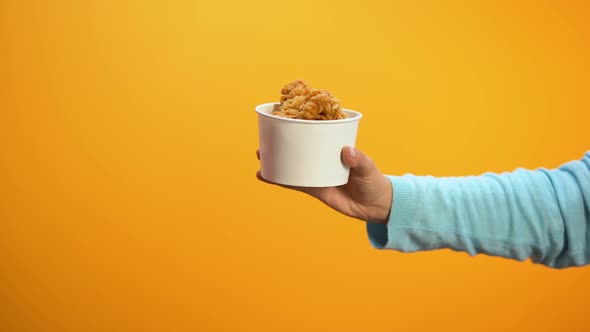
[349,146,356,159]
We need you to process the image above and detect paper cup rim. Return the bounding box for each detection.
[255,102,362,124]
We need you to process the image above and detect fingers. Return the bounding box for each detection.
[341,146,356,167]
[256,170,303,190]
[256,170,323,197]
[341,146,377,177]
[256,170,295,189]
[256,170,273,185]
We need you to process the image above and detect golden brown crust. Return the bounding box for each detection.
[273,80,346,120]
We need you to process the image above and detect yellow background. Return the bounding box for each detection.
[1,0,589,331]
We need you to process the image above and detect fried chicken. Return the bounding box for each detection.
[273,80,346,120]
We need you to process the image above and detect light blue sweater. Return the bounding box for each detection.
[367,151,590,268]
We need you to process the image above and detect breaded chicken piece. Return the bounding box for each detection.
[273,80,346,120]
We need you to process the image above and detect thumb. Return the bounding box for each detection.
[341,146,377,178]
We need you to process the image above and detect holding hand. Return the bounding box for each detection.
[256,147,392,224]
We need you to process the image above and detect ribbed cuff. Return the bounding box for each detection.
[367,175,417,249]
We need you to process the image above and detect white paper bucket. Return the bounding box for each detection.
[255,102,362,187]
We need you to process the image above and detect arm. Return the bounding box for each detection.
[368,151,590,268]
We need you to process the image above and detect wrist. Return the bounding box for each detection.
[372,175,393,224]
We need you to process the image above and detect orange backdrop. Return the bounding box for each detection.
[1,1,589,331]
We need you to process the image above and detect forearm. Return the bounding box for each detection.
[367,152,590,268]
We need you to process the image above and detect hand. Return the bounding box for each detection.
[256,147,392,224]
